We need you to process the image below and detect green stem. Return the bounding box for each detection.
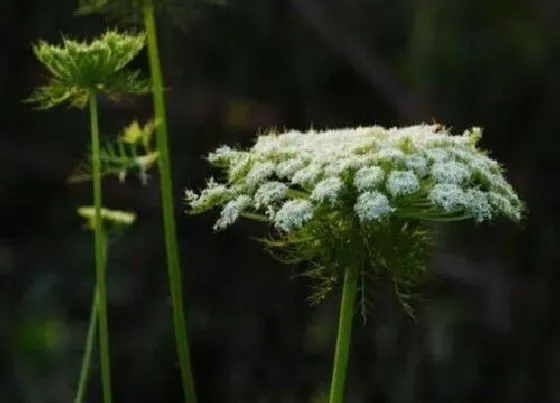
[74,236,108,403]
[74,287,98,403]
[89,92,112,403]
[328,265,359,403]
[143,3,197,403]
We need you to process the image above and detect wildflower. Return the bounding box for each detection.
[28,30,149,109]
[185,123,524,322]
[186,124,523,229]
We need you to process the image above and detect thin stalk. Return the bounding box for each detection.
[74,234,108,403]
[89,92,112,403]
[143,3,197,403]
[328,264,359,403]
[74,287,99,403]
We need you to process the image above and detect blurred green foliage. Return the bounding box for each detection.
[0,0,557,402]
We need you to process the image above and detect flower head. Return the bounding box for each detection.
[186,124,524,230]
[185,124,524,319]
[28,30,149,109]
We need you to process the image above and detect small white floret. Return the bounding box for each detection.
[274,200,314,232]
[354,191,394,222]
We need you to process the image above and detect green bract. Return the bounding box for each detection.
[69,119,159,185]
[185,124,524,318]
[28,31,149,109]
[78,206,137,231]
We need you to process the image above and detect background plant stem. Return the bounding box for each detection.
[328,264,358,403]
[74,285,99,403]
[143,3,197,403]
[89,92,112,403]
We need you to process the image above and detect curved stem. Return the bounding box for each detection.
[74,287,98,403]
[329,264,359,403]
[143,3,197,403]
[89,92,112,403]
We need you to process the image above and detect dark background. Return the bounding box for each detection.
[0,0,558,402]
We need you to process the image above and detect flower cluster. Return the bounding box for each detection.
[185,124,523,232]
[28,30,149,109]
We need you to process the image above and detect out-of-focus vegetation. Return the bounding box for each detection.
[0,0,557,402]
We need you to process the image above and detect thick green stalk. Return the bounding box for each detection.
[89,93,112,403]
[328,265,359,403]
[74,287,99,403]
[143,3,197,403]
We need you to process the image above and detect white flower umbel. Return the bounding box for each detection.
[186,124,523,231]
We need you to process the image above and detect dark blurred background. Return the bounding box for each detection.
[0,0,557,402]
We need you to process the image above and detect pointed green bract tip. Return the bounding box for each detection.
[77,206,136,230]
